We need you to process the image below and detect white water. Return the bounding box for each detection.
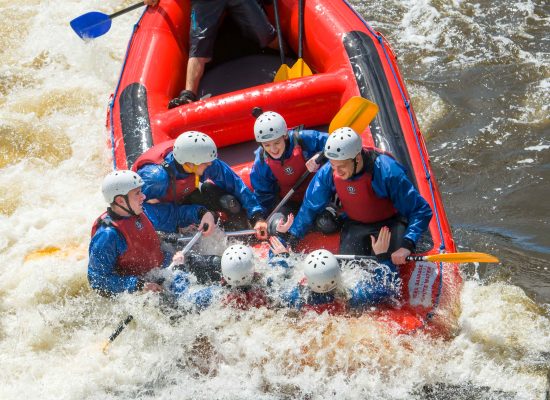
[1,1,549,399]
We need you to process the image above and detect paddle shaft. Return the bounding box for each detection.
[267,170,310,221]
[102,315,134,353]
[110,2,144,19]
[335,255,431,262]
[272,0,286,64]
[298,0,304,58]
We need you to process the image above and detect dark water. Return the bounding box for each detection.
[353,0,550,304]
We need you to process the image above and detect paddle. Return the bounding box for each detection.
[328,96,380,134]
[273,0,291,82]
[265,96,380,222]
[70,1,145,40]
[102,315,134,354]
[288,0,313,79]
[335,252,500,263]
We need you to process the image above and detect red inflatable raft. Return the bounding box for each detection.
[106,0,461,334]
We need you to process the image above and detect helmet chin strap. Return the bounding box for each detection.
[114,195,136,216]
[183,163,201,188]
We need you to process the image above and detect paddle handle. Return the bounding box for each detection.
[110,2,145,19]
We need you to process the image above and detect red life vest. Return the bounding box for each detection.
[223,288,269,310]
[262,133,312,201]
[91,212,164,277]
[132,140,196,203]
[334,148,397,223]
[302,300,347,315]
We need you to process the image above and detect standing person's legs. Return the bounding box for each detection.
[227,0,276,48]
[169,0,227,108]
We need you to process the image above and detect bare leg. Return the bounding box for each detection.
[186,57,209,96]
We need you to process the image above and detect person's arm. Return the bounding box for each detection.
[372,155,433,247]
[250,151,279,211]
[299,129,330,158]
[136,164,171,201]
[288,164,334,239]
[88,227,142,294]
[204,159,266,219]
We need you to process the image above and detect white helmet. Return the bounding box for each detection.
[221,245,255,287]
[324,127,362,160]
[101,170,144,204]
[254,111,287,142]
[173,131,218,165]
[303,249,340,293]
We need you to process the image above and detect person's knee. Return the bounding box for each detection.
[219,194,242,214]
[315,207,340,234]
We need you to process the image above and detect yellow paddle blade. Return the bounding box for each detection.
[288,58,313,79]
[424,252,500,263]
[274,64,290,82]
[24,244,86,262]
[329,96,379,134]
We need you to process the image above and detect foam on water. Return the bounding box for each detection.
[1,0,549,399]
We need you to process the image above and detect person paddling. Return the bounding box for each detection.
[250,112,331,217]
[88,170,214,296]
[285,127,433,265]
[133,131,268,238]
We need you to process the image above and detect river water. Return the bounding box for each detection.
[0,0,549,399]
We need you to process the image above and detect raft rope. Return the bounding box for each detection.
[108,9,147,170]
[342,0,446,321]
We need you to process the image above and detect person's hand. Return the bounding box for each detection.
[269,236,289,255]
[305,154,321,173]
[146,198,160,204]
[370,226,391,255]
[143,282,163,292]
[276,213,294,233]
[144,0,159,6]
[391,247,411,265]
[199,212,215,236]
[171,251,185,266]
[254,219,268,240]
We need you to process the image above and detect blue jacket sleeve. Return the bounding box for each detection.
[372,155,433,245]
[136,164,171,201]
[298,129,329,158]
[348,260,400,308]
[88,226,140,294]
[250,148,279,211]
[280,286,305,309]
[267,237,292,270]
[143,203,203,233]
[203,159,266,219]
[289,163,335,238]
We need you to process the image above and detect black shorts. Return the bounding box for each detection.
[339,215,408,256]
[189,0,276,59]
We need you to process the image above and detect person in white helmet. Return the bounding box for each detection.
[133,131,268,238]
[286,127,433,265]
[88,170,214,296]
[250,111,331,218]
[281,227,400,314]
[170,214,295,311]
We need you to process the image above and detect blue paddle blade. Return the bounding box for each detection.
[70,11,112,40]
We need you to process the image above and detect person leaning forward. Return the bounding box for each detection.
[133,131,268,239]
[155,0,277,108]
[285,127,433,265]
[88,170,214,296]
